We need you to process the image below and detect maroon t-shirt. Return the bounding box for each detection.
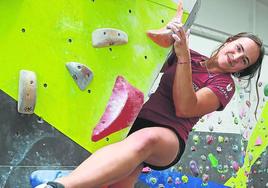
[138,50,235,143]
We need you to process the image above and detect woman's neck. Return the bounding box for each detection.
[200,59,225,74]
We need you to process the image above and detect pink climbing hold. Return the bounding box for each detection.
[206,135,213,145]
[91,76,144,142]
[255,136,262,146]
[232,161,240,172]
[142,167,152,173]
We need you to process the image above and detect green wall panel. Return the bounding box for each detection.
[0,0,188,152]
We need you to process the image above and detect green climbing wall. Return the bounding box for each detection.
[225,101,268,187]
[0,0,188,153]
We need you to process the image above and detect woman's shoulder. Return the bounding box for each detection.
[190,49,208,62]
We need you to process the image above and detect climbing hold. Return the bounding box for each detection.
[218,117,222,124]
[258,82,263,87]
[189,160,199,177]
[146,0,201,47]
[191,146,197,151]
[18,70,37,114]
[200,155,207,161]
[255,136,262,146]
[199,166,204,173]
[146,1,183,48]
[246,100,251,107]
[234,117,239,125]
[167,176,173,184]
[223,165,229,173]
[208,153,218,167]
[142,167,151,173]
[218,136,224,143]
[158,184,164,188]
[216,146,222,153]
[37,117,44,124]
[193,135,200,144]
[256,160,262,165]
[264,84,268,96]
[66,62,93,91]
[232,145,239,152]
[92,28,128,48]
[202,174,209,185]
[175,177,181,184]
[224,137,229,143]
[220,174,226,181]
[208,125,214,132]
[181,175,188,183]
[217,165,223,173]
[177,166,183,172]
[232,161,240,172]
[149,177,157,184]
[206,135,213,145]
[91,76,144,142]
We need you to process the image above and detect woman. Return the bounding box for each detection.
[37,17,265,188]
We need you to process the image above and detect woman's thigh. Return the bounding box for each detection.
[126,126,180,168]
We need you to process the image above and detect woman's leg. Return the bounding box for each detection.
[108,164,144,188]
[56,127,180,188]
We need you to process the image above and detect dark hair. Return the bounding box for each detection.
[218,32,265,120]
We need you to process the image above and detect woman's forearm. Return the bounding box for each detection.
[173,59,197,117]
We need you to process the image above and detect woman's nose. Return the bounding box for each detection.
[234,52,244,61]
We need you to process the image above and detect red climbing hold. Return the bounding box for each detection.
[91,76,144,142]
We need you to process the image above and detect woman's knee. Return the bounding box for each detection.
[126,128,161,156]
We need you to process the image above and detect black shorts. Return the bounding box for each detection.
[127,118,185,171]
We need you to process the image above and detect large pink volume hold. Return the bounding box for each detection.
[91,76,144,142]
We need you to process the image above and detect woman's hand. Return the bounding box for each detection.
[169,22,191,63]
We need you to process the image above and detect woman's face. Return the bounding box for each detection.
[216,37,260,73]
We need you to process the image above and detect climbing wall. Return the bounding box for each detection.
[0,0,186,153]
[0,0,186,187]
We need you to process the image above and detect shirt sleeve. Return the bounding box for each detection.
[206,74,235,111]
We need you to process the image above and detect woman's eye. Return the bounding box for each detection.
[236,45,241,52]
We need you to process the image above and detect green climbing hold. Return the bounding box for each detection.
[208,153,218,167]
[264,84,268,96]
[193,135,200,144]
[218,136,224,143]
[149,177,157,184]
[181,175,189,183]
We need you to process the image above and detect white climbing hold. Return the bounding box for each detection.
[18,70,37,114]
[66,62,93,91]
[92,28,128,48]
